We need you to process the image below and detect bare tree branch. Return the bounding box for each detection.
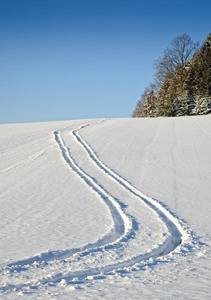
[154,33,199,88]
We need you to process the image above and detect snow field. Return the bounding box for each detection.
[0,116,211,299]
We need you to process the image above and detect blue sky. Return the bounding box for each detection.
[0,0,210,123]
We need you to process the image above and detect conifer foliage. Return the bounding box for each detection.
[133,34,211,117]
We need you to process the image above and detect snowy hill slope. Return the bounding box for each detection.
[0,116,211,299]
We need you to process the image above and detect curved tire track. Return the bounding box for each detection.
[0,120,187,293]
[1,127,133,270]
[73,122,184,254]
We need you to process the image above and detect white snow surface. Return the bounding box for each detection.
[0,116,211,299]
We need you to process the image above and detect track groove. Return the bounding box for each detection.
[73,122,184,251]
[0,120,188,294]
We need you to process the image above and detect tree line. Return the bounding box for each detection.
[133,33,211,117]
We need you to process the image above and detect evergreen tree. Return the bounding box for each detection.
[132,86,151,117]
[132,100,144,117]
[183,33,211,114]
[142,85,157,117]
[132,33,211,118]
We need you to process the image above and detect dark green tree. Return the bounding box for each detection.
[132,33,211,118]
[183,33,211,114]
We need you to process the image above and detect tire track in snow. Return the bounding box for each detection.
[53,129,133,246]
[0,120,187,293]
[1,126,132,270]
[73,122,184,254]
[1,120,141,293]
[0,122,136,293]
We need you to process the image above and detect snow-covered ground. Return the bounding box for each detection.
[0,116,211,299]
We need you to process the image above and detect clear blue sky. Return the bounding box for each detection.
[0,0,210,123]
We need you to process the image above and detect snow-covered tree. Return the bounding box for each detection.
[183,33,211,114]
[142,85,157,117]
[132,86,151,117]
[133,33,211,118]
